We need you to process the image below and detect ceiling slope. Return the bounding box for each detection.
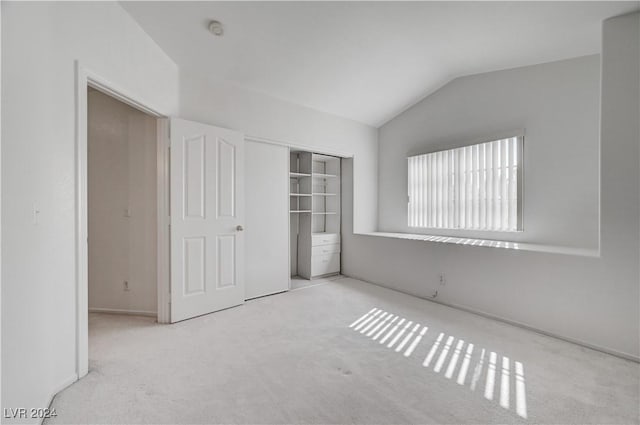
[121,1,639,127]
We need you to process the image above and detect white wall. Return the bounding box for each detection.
[1,2,178,422]
[88,90,157,315]
[599,11,640,354]
[0,1,3,410]
[345,14,639,359]
[379,55,601,249]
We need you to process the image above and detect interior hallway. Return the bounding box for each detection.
[47,278,639,424]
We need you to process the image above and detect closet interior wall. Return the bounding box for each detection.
[289,150,341,280]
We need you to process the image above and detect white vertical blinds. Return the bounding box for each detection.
[408,137,522,231]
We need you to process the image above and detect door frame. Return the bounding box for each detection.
[74,61,171,379]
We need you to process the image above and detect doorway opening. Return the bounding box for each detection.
[85,88,163,372]
[76,65,170,380]
[87,87,158,320]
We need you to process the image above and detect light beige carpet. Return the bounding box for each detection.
[47,277,639,424]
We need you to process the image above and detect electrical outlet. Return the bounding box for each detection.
[123,280,130,291]
[439,273,446,285]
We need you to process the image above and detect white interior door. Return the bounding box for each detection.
[170,118,244,322]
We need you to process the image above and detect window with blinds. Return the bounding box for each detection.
[408,136,523,231]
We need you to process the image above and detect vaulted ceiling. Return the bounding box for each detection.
[122,1,639,127]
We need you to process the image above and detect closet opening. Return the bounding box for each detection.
[87,87,159,342]
[289,150,342,289]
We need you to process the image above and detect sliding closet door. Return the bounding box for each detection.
[245,141,289,299]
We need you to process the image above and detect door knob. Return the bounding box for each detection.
[236,225,244,231]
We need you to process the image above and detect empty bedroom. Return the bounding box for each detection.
[1,1,639,424]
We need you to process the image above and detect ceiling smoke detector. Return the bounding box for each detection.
[208,20,224,36]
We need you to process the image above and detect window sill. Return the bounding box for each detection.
[356,232,600,258]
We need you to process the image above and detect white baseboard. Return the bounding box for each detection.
[341,273,640,363]
[89,308,157,317]
[42,374,78,424]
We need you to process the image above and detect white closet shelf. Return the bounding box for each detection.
[291,150,341,279]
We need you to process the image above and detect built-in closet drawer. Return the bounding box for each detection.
[312,243,341,257]
[312,233,340,246]
[311,253,340,277]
